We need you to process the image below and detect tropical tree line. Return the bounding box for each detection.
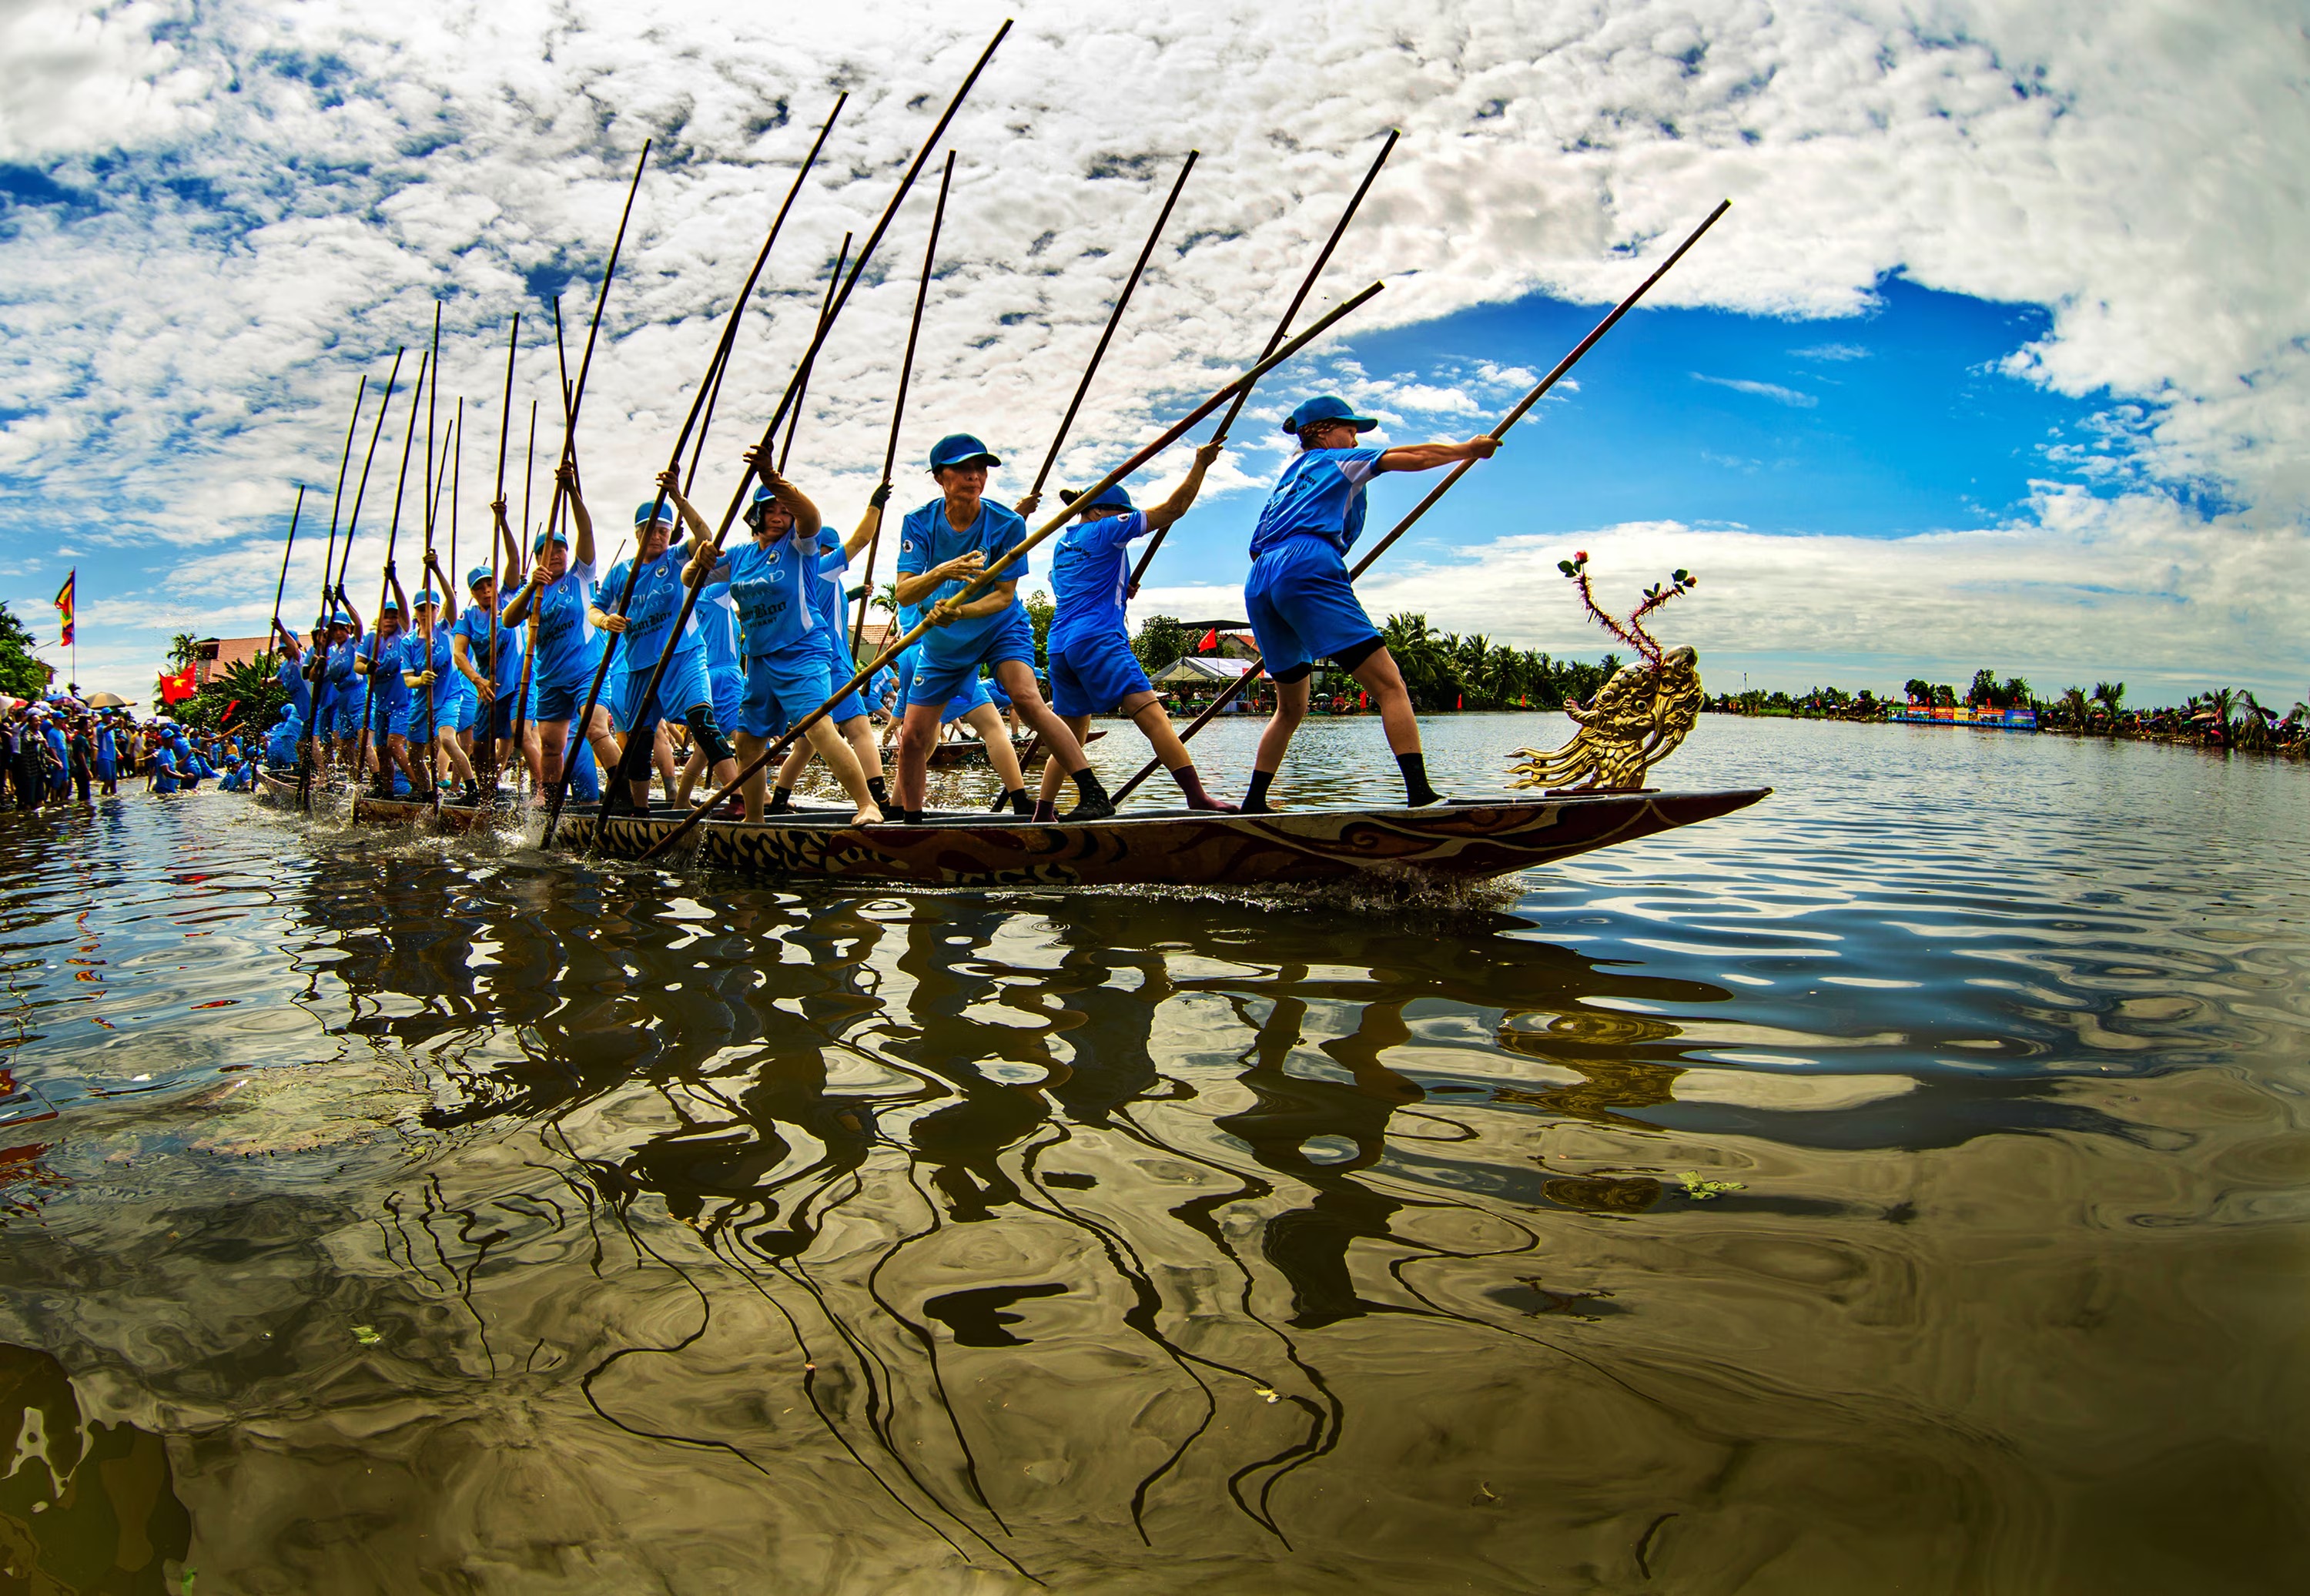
[1711,670,2310,755]
[1127,612,1625,712]
[0,601,50,698]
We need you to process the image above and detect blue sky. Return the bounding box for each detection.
[1,0,2304,704]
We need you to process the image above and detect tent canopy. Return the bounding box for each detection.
[1151,656,1255,684]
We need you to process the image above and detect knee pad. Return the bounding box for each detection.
[686,705,734,765]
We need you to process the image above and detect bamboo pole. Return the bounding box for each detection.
[1110,199,1733,803]
[1125,130,1396,598]
[850,158,955,655]
[300,374,368,810]
[1022,150,1197,510]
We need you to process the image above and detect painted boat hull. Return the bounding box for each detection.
[256,768,1768,888]
[560,788,1770,888]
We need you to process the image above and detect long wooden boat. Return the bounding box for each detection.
[256,765,1767,888]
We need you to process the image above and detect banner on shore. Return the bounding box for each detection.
[54,570,74,647]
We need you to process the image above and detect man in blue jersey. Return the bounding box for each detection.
[1240,395,1498,811]
[681,466,881,825]
[673,560,748,810]
[578,468,738,815]
[1035,442,1228,819]
[895,433,1111,823]
[503,462,624,808]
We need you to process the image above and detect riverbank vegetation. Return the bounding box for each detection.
[1709,671,2310,755]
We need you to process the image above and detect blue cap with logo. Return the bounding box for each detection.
[467,566,492,590]
[929,433,1001,471]
[1282,394,1378,436]
[534,529,568,554]
[634,499,677,527]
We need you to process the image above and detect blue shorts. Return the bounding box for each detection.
[454,691,477,734]
[328,696,361,740]
[821,639,867,724]
[1048,637,1152,717]
[1244,536,1378,678]
[908,607,1033,708]
[535,669,593,724]
[742,647,835,740]
[612,649,711,735]
[394,690,459,739]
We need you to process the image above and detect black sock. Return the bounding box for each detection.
[1243,769,1276,812]
[865,775,889,808]
[1397,751,1440,805]
[904,808,925,825]
[1006,788,1032,815]
[1073,768,1110,802]
[768,784,792,814]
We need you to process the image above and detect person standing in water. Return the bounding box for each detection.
[501,462,623,808]
[1239,395,1497,812]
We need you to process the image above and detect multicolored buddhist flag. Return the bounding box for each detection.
[52,570,74,647]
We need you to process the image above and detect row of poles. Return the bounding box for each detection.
[255,16,1728,847]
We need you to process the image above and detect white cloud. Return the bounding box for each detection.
[1691,373,1819,407]
[1,0,2306,698]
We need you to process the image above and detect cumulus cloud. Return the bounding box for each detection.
[1,0,2305,694]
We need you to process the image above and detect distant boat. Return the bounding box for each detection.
[1890,704,2037,732]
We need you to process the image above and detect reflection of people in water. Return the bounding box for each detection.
[1213,985,1426,1328]
[0,1340,193,1590]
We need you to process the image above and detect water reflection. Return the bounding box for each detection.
[2,715,2308,1591]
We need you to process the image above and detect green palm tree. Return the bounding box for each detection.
[168,632,199,668]
[2061,686,2090,729]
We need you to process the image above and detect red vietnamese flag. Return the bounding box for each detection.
[159,665,196,704]
[1456,693,1463,710]
[1198,627,1218,653]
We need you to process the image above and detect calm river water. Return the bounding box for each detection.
[2,713,2305,1594]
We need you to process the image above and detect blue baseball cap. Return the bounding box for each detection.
[380,598,401,614]
[634,500,677,527]
[1282,394,1378,436]
[533,529,568,554]
[413,589,442,608]
[1066,483,1134,514]
[929,433,1000,471]
[467,566,493,590]
[330,610,352,626]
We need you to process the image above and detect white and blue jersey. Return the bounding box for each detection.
[601,545,711,731]
[529,558,601,721]
[453,602,524,697]
[896,498,1034,705]
[808,534,869,722]
[1247,447,1384,559]
[276,651,313,724]
[356,632,410,727]
[1047,508,1157,714]
[712,534,829,740]
[1244,446,1388,676]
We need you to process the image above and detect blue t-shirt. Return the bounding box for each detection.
[896,498,1029,663]
[698,583,742,677]
[152,746,181,793]
[1049,509,1148,653]
[453,603,524,694]
[403,630,457,704]
[529,558,601,688]
[1247,447,1384,559]
[357,632,410,712]
[711,535,819,659]
[277,652,313,721]
[326,636,361,705]
[809,537,854,664]
[599,545,704,671]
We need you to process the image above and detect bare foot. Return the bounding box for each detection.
[852,803,885,825]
